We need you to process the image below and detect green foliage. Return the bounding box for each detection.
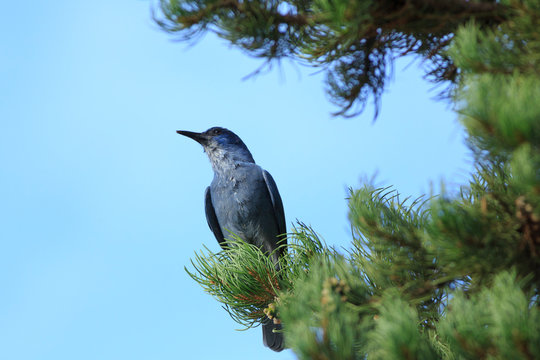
[156,0,508,117]
[172,0,540,357]
[185,223,328,328]
[366,291,438,360]
[438,271,540,359]
[348,186,432,290]
[348,186,451,324]
[279,253,372,359]
[449,1,540,78]
[186,236,281,327]
[444,0,540,289]
[458,75,540,157]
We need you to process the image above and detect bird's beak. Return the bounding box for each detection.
[176,130,209,145]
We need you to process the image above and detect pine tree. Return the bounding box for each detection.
[157,0,540,358]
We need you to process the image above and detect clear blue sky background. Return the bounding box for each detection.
[0,1,472,359]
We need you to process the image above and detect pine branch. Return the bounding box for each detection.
[185,223,329,328]
[156,0,510,118]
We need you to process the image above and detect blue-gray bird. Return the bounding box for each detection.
[177,127,286,352]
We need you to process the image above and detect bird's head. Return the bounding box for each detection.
[177,127,255,171]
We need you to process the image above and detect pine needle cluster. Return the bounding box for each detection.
[186,224,328,328]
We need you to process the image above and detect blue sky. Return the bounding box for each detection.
[0,1,472,359]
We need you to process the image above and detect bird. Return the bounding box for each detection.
[177,126,286,352]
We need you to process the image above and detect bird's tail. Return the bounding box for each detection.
[262,317,284,352]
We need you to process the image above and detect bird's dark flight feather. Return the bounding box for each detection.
[262,170,287,252]
[204,186,226,249]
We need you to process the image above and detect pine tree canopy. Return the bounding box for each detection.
[156,0,509,116]
[158,0,540,358]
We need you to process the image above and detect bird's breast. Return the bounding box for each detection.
[211,170,273,241]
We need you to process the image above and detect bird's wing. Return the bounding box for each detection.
[262,170,287,240]
[204,186,226,249]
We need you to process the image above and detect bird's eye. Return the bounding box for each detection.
[212,129,221,135]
